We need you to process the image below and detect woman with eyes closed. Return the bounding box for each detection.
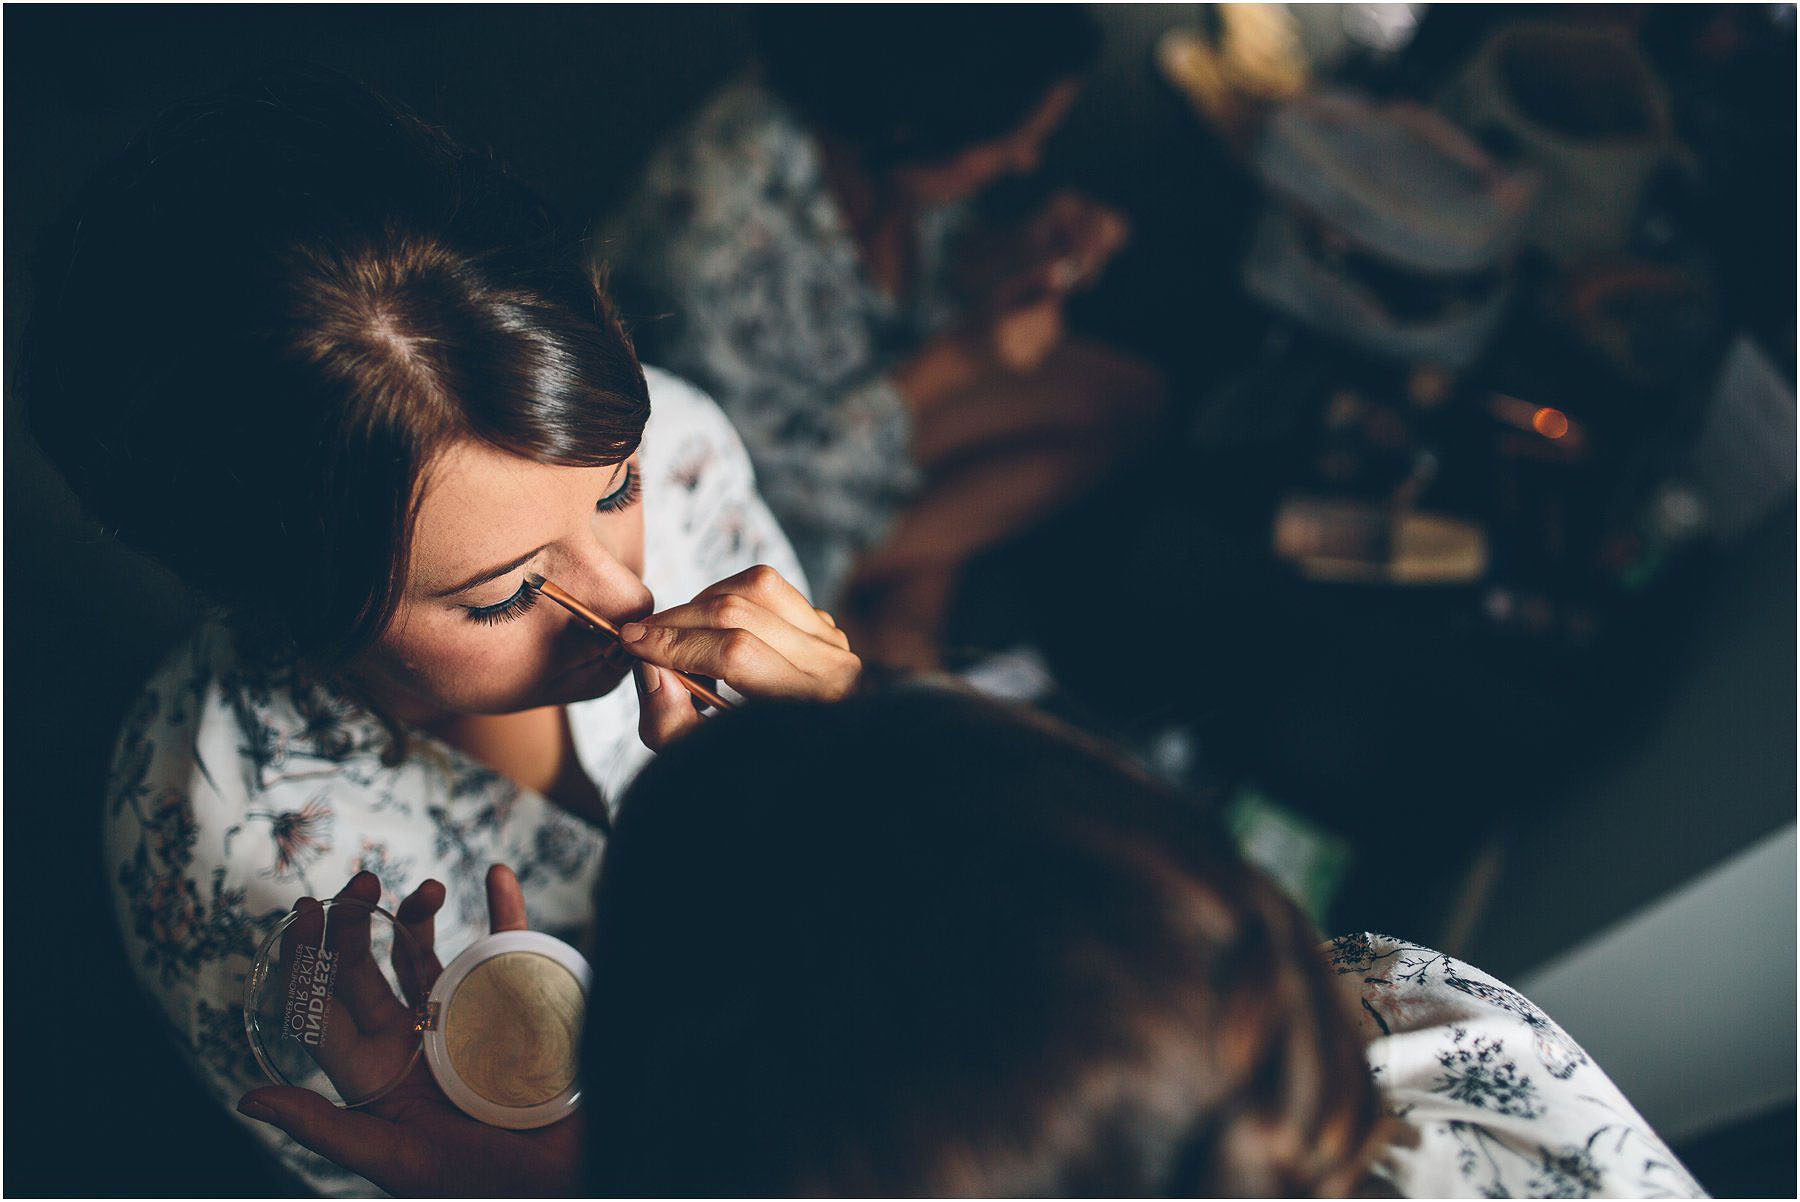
[26,68,855,1196]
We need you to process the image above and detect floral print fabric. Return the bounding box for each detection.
[1333,933,1705,1198]
[102,368,805,1196]
[604,76,967,606]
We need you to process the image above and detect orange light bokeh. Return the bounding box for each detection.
[1532,407,1571,439]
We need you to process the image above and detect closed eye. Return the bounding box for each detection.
[596,464,641,514]
[462,582,539,626]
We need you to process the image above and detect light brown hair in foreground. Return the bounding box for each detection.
[585,685,1390,1196]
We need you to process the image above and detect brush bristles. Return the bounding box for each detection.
[524,572,546,590]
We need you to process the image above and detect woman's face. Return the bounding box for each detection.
[351,438,652,723]
[891,78,1083,206]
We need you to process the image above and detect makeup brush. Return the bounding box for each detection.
[524,573,734,711]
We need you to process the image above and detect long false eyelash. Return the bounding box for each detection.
[463,583,539,627]
[595,465,641,514]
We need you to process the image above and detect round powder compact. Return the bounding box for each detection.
[424,930,592,1129]
[247,902,590,1130]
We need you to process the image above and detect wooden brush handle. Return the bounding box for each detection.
[529,576,733,710]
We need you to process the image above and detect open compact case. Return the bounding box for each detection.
[246,898,591,1130]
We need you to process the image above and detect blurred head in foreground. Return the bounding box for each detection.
[586,685,1386,1196]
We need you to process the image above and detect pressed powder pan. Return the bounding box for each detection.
[424,930,590,1128]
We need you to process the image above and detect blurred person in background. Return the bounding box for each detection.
[242,688,1704,1199]
[606,5,1164,670]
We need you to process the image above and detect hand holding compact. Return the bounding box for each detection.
[238,867,583,1198]
[259,876,431,1108]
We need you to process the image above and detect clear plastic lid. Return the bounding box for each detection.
[245,897,428,1108]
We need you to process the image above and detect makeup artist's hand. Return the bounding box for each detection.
[624,564,861,750]
[237,867,582,1198]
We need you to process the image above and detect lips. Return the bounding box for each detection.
[550,597,653,680]
[556,646,622,680]
[553,627,641,679]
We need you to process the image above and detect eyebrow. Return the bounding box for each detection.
[429,543,552,600]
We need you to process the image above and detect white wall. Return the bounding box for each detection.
[1519,824,1797,1144]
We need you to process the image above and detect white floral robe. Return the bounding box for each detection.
[102,368,806,1195]
[1331,934,1705,1198]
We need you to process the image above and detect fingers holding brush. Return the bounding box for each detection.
[622,622,796,695]
[631,595,853,679]
[620,565,860,718]
[620,607,860,702]
[528,566,860,751]
[692,565,853,652]
[634,660,703,750]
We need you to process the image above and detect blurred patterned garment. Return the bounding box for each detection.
[1331,933,1705,1198]
[102,368,806,1197]
[605,76,967,607]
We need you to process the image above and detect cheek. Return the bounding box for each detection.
[380,611,559,711]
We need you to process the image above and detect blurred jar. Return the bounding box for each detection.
[1439,22,1690,263]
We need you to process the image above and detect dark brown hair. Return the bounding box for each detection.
[584,685,1388,1196]
[26,67,649,667]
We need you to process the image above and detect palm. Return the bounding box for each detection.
[358,1064,583,1197]
[239,866,584,1197]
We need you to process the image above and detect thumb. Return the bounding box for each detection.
[238,1087,410,1186]
[635,660,701,750]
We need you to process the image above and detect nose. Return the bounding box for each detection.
[549,548,655,634]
